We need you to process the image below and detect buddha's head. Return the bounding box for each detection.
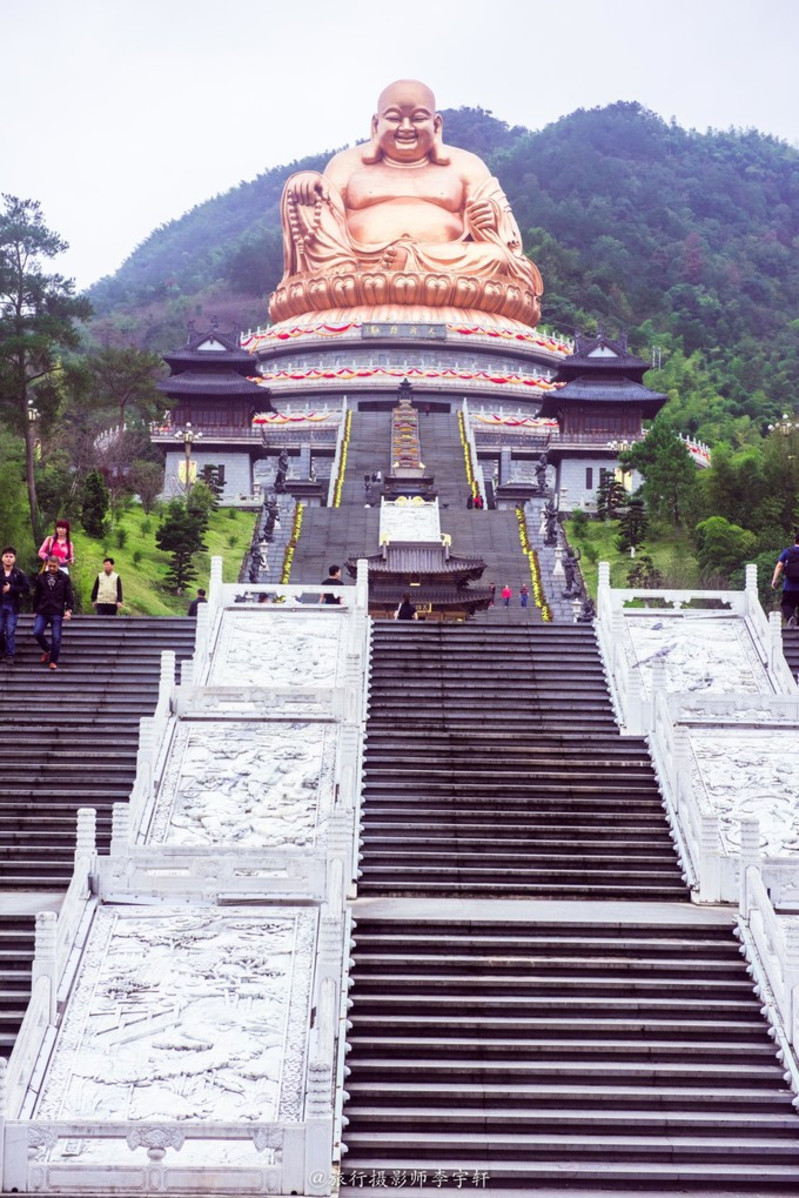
[362,80,449,166]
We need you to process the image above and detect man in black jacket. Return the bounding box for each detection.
[0,546,29,663]
[32,556,74,670]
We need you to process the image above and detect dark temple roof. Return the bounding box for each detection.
[536,374,667,418]
[157,371,263,399]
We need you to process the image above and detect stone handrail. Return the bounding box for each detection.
[1,1117,333,1195]
[740,864,799,1077]
[595,563,796,735]
[327,396,349,506]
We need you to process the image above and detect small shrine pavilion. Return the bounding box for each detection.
[154,324,270,499]
[346,497,491,621]
[536,330,667,509]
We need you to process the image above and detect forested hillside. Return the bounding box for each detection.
[88,101,799,444]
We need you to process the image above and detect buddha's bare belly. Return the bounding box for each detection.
[347,199,464,247]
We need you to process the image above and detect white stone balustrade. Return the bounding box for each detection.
[2,553,371,1195]
[740,864,799,1095]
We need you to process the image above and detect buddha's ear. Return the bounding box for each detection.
[430,113,450,166]
[361,116,382,165]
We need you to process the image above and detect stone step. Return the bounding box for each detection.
[343,1080,795,1111]
[355,881,688,900]
[344,1102,799,1130]
[350,951,747,975]
[337,1160,799,1191]
[350,994,764,1018]
[344,1056,786,1084]
[350,930,743,954]
[349,973,757,1001]
[350,1014,770,1041]
[342,1129,799,1159]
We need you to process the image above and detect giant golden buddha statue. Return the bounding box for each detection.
[269,80,543,329]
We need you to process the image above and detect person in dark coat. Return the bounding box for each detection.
[0,547,29,663]
[32,556,74,670]
[395,593,418,621]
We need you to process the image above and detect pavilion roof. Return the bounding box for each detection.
[157,371,264,399]
[347,544,486,583]
[552,331,651,384]
[536,375,667,418]
[162,326,256,374]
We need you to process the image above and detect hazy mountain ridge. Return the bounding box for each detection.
[87,102,799,440]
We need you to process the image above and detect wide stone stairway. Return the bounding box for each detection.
[342,623,799,1193]
[0,615,196,889]
[0,615,195,1071]
[291,409,537,606]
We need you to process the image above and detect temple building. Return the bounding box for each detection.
[154,323,268,499]
[535,329,668,508]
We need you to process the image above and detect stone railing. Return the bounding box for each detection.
[2,556,372,1194]
[739,864,799,1092]
[595,563,794,735]
[595,561,799,906]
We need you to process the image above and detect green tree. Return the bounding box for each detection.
[623,416,698,527]
[627,554,663,588]
[199,465,224,506]
[0,195,92,541]
[85,345,165,430]
[596,470,627,520]
[129,459,164,514]
[694,516,756,579]
[155,498,207,593]
[81,469,110,538]
[615,495,648,552]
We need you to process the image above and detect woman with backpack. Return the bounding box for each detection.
[38,519,74,573]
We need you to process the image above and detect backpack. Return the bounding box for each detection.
[785,547,799,582]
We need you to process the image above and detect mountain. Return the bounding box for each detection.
[87,102,799,442]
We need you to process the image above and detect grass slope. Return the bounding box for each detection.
[58,505,259,615]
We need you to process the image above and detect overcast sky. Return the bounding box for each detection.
[3,0,797,292]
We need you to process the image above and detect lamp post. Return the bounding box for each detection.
[27,399,40,458]
[766,412,799,531]
[174,422,202,491]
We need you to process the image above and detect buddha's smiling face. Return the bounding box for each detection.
[372,81,442,162]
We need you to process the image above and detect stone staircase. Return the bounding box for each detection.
[343,622,799,1192]
[0,914,34,1064]
[0,615,196,889]
[289,411,538,617]
[358,624,684,900]
[343,913,799,1192]
[782,627,799,680]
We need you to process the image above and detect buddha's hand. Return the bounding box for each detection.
[287,173,329,206]
[465,198,499,235]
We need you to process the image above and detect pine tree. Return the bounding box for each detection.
[0,195,92,540]
[615,495,648,552]
[155,499,207,593]
[81,469,110,538]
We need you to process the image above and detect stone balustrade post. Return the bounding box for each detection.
[745,563,758,614]
[75,807,96,867]
[110,802,130,856]
[596,561,611,622]
[158,651,176,716]
[136,716,156,806]
[739,818,761,871]
[553,545,564,579]
[699,812,722,903]
[193,603,209,681]
[782,922,799,1048]
[208,554,223,615]
[672,725,691,822]
[768,610,784,677]
[33,911,57,1023]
